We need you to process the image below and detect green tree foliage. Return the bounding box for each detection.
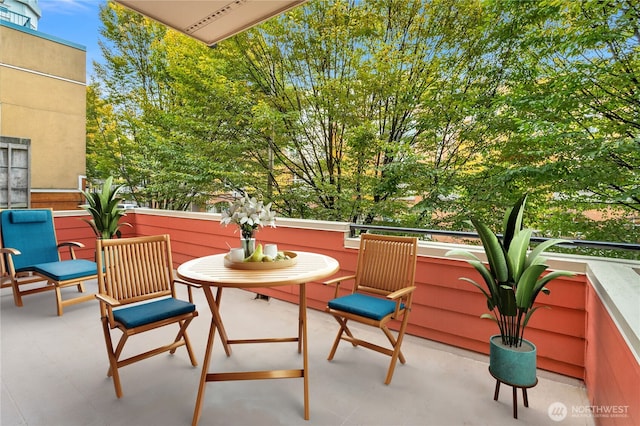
[475,0,639,242]
[91,3,251,209]
[88,0,638,256]
[86,83,123,180]
[225,0,509,225]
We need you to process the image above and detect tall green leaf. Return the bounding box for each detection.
[471,218,509,283]
[507,228,532,282]
[515,264,548,310]
[502,194,527,251]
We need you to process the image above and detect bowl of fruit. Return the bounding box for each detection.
[224,244,297,270]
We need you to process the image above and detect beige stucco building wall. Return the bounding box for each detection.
[0,21,86,209]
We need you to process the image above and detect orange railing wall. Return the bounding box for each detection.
[585,284,640,425]
[52,210,639,426]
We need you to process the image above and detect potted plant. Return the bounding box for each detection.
[446,194,575,387]
[81,176,130,239]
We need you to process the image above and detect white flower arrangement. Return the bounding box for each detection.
[220,192,276,239]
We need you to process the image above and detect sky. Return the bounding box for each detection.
[37,0,105,75]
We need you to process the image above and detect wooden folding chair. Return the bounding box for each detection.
[0,209,97,315]
[324,233,418,384]
[95,234,199,398]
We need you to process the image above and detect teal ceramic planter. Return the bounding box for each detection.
[488,335,537,387]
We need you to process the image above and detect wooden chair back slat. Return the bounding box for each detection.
[355,234,418,295]
[97,235,174,306]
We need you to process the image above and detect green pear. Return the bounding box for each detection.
[246,244,264,262]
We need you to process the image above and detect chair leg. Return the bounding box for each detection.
[384,332,405,385]
[382,310,410,385]
[101,317,123,398]
[382,326,406,364]
[170,319,198,367]
[383,327,401,384]
[169,319,187,355]
[182,330,198,366]
[109,333,129,377]
[328,316,356,360]
[327,319,346,361]
[55,285,64,316]
[336,316,358,346]
[11,280,24,307]
[76,280,86,293]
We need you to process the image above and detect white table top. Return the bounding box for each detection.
[177,251,340,288]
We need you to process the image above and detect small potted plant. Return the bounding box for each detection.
[446,194,574,387]
[81,176,130,239]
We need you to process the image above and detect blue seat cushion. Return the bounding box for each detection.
[328,293,404,321]
[113,298,196,329]
[28,259,97,281]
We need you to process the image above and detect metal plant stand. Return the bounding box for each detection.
[489,368,538,419]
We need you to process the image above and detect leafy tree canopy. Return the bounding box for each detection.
[88,0,639,258]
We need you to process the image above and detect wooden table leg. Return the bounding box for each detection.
[298,290,303,354]
[300,283,309,420]
[213,287,232,356]
[192,286,219,426]
[194,284,311,424]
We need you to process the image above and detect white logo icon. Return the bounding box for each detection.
[548,402,568,422]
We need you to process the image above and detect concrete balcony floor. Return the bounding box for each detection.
[2,281,594,426]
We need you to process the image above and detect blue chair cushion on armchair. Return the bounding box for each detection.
[30,259,97,281]
[328,293,404,321]
[9,210,49,224]
[113,298,196,329]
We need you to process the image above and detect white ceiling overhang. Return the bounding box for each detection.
[113,0,307,46]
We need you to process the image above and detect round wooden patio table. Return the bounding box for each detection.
[177,251,340,426]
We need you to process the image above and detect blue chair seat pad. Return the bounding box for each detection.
[328,293,404,321]
[26,259,97,281]
[114,298,196,329]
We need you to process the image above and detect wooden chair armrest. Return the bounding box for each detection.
[323,275,356,299]
[95,294,119,329]
[174,279,202,289]
[324,275,356,286]
[58,241,84,259]
[387,286,416,300]
[388,286,416,318]
[173,279,201,303]
[0,247,19,275]
[0,247,21,256]
[95,293,121,307]
[58,241,84,248]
